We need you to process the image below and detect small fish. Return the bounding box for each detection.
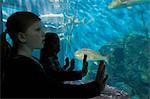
[108,0,150,9]
[74,48,109,63]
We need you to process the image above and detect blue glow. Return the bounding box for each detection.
[1,0,150,98]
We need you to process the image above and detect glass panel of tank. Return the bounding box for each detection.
[1,0,150,99]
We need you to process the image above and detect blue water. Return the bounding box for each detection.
[1,0,150,99]
[65,1,150,98]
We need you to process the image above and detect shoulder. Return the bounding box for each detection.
[9,55,33,64]
[33,56,40,61]
[7,55,39,69]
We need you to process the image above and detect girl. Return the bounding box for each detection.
[1,11,107,98]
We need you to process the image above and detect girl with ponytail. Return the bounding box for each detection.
[2,11,107,98]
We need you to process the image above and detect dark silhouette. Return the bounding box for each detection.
[1,11,108,98]
[1,11,47,98]
[40,33,88,81]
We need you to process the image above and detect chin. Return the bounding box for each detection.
[35,45,44,49]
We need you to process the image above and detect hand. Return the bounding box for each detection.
[95,60,108,91]
[67,59,75,71]
[63,57,75,71]
[81,54,88,77]
[63,57,69,70]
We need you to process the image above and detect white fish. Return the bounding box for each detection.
[74,48,109,63]
[108,0,150,9]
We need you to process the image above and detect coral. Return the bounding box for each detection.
[98,34,150,99]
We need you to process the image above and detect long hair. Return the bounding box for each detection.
[0,30,11,79]
[40,33,59,63]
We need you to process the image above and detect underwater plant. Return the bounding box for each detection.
[98,34,150,99]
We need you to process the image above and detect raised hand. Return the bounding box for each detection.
[63,57,69,70]
[81,54,88,77]
[67,59,75,71]
[95,60,108,91]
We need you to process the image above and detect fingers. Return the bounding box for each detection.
[82,54,88,76]
[83,55,88,69]
[103,74,108,83]
[96,64,100,81]
[83,54,88,67]
[65,57,69,66]
[63,57,69,70]
[83,54,87,63]
[100,62,105,79]
[96,61,105,79]
[85,61,88,67]
[67,59,75,71]
[100,60,104,65]
[95,61,108,91]
[65,57,69,62]
[99,60,104,73]
[96,60,105,81]
[71,59,75,67]
[82,61,88,77]
[71,59,75,63]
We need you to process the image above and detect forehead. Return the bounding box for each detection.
[25,21,42,33]
[30,21,41,27]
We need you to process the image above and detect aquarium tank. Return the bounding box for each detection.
[0,0,150,99]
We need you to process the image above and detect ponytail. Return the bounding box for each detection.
[0,30,12,78]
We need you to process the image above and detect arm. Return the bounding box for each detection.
[60,56,88,80]
[47,68,82,81]
[47,56,89,81]
[55,81,101,98]
[42,58,83,81]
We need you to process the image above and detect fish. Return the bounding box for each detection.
[74,48,109,63]
[108,0,150,9]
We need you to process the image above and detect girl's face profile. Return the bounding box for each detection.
[24,21,45,49]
